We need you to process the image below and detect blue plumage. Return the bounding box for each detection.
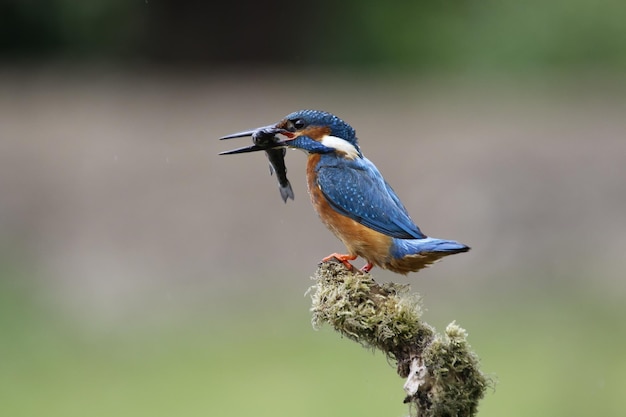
[391,237,468,259]
[315,154,426,239]
[285,110,357,145]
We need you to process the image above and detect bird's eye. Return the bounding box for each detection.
[292,118,306,130]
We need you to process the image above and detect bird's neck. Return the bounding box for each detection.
[305,153,322,197]
[318,135,360,160]
[306,153,322,178]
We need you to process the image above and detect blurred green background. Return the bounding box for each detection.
[1,1,625,416]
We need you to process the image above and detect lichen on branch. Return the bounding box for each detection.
[309,260,488,417]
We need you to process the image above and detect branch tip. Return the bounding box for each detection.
[309,259,488,417]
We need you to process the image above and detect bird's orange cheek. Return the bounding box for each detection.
[300,126,332,141]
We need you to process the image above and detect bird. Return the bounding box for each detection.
[219,110,469,274]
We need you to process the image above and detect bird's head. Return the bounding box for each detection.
[220,110,361,159]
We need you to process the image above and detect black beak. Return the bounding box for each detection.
[219,125,288,155]
[218,144,273,155]
[219,127,266,140]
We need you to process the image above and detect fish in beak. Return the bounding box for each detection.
[220,126,295,202]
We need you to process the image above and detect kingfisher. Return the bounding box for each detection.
[220,110,469,274]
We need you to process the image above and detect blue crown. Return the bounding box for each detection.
[285,110,357,144]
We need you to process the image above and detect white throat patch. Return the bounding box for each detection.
[320,135,359,159]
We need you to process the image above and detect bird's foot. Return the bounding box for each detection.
[360,262,374,273]
[322,253,357,271]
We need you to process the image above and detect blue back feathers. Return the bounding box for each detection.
[315,155,426,239]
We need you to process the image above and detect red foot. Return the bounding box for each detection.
[322,253,357,271]
[360,262,374,273]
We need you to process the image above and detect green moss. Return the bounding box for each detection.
[310,260,433,359]
[419,323,488,417]
[309,260,488,417]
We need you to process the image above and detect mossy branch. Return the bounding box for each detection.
[309,260,488,417]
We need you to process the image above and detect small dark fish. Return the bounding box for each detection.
[266,148,294,203]
[253,129,294,203]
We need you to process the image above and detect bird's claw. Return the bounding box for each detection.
[322,253,357,271]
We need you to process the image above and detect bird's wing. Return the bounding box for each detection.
[316,160,425,239]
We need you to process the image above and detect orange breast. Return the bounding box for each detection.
[306,154,393,268]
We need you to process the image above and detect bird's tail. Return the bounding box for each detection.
[397,237,470,254]
[388,237,470,274]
